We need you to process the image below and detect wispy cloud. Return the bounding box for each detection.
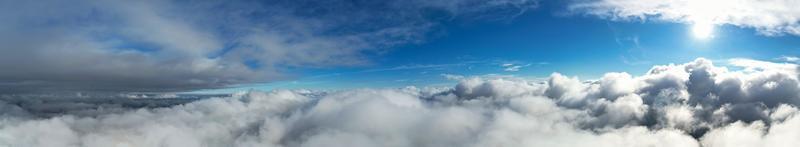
[777,55,800,62]
[501,63,527,72]
[500,62,548,72]
[728,58,799,73]
[440,73,466,80]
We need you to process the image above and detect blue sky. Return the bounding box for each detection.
[2,0,800,94]
[193,1,800,93]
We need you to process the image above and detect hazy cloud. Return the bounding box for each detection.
[777,56,800,63]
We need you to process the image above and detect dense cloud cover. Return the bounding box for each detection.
[0,0,537,93]
[1,58,799,147]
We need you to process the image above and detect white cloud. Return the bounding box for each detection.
[501,63,531,72]
[777,56,800,62]
[701,115,800,147]
[2,58,800,146]
[504,65,523,72]
[441,74,466,80]
[570,0,800,36]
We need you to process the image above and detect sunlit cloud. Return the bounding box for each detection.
[570,0,800,36]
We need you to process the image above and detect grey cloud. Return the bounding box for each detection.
[0,0,538,93]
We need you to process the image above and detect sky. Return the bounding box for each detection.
[0,0,798,93]
[190,0,800,93]
[4,0,800,147]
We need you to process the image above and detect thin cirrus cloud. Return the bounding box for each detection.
[2,58,800,146]
[569,0,800,36]
[0,0,538,93]
[502,63,526,72]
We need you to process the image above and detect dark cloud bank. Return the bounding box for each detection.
[2,58,800,147]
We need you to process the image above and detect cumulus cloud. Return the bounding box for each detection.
[0,0,538,93]
[1,58,799,146]
[569,0,800,36]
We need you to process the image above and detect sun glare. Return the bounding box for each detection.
[692,22,714,39]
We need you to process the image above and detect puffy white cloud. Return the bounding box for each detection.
[1,58,800,146]
[570,0,800,36]
[701,114,800,147]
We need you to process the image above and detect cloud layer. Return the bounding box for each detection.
[570,0,800,36]
[0,0,537,93]
[2,58,800,147]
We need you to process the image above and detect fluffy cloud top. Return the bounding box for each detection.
[0,0,537,93]
[570,0,800,36]
[1,58,800,147]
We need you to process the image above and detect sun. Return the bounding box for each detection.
[691,22,714,39]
